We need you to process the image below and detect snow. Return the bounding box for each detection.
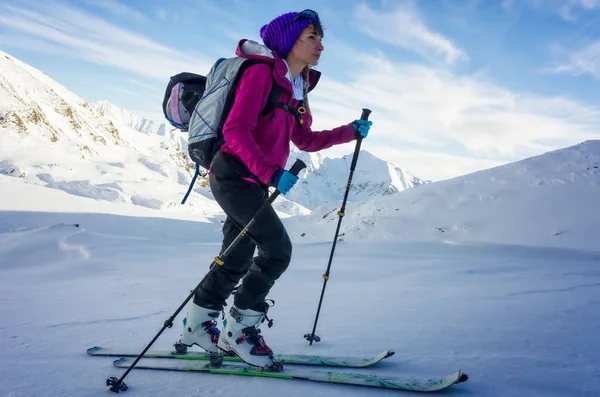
[2,138,600,396]
[290,140,600,251]
[285,149,426,210]
[1,50,600,396]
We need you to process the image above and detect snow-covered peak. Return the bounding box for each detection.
[92,100,167,137]
[286,148,427,210]
[0,49,218,216]
[0,50,86,112]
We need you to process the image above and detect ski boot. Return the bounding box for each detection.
[174,303,223,366]
[218,305,282,371]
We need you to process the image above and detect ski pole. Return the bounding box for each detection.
[304,108,372,345]
[106,159,307,393]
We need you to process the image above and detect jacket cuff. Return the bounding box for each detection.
[268,168,284,188]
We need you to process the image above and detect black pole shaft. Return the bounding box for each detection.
[108,159,306,392]
[307,109,372,345]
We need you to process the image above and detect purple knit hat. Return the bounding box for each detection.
[260,11,321,59]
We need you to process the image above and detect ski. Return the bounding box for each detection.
[112,357,468,392]
[88,346,394,368]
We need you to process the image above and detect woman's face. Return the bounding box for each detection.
[288,24,324,66]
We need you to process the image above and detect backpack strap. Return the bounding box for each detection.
[275,101,305,128]
[214,75,284,153]
[212,66,300,164]
[212,60,276,147]
[259,80,282,119]
[259,78,305,128]
[181,163,201,205]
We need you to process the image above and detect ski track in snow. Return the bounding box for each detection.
[46,310,166,328]
[58,228,89,260]
[503,282,600,297]
[83,230,150,241]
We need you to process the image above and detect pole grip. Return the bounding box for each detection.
[269,159,306,200]
[288,159,307,176]
[360,108,372,121]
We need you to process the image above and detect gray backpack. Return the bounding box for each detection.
[167,41,288,203]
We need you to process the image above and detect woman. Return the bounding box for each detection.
[178,10,372,370]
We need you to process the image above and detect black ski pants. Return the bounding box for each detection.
[194,152,292,312]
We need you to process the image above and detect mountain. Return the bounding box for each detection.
[285,149,427,210]
[287,140,600,251]
[91,100,167,137]
[0,50,221,214]
[0,49,425,217]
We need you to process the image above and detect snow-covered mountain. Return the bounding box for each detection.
[0,49,224,216]
[287,140,600,251]
[286,149,426,210]
[0,49,425,216]
[92,100,167,137]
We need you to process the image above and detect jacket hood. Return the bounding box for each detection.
[235,39,321,93]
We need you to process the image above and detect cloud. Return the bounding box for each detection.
[546,40,600,79]
[85,0,147,21]
[357,147,507,181]
[0,34,75,58]
[129,79,162,93]
[317,137,509,181]
[106,85,139,96]
[544,0,600,79]
[354,2,467,65]
[0,2,213,82]
[558,0,600,21]
[307,52,600,180]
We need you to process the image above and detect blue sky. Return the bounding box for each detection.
[1,0,599,180]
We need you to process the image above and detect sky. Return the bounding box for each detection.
[1,0,600,181]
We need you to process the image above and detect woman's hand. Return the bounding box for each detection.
[352,119,373,138]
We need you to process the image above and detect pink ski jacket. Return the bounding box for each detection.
[219,39,357,185]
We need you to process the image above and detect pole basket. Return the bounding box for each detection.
[303,333,321,343]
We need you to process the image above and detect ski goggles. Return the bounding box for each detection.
[284,9,320,30]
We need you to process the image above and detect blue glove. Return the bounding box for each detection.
[352,119,373,138]
[270,169,298,195]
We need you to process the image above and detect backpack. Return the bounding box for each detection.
[162,60,282,157]
[163,46,293,204]
[162,72,206,132]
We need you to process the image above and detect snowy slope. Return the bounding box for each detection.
[0,50,217,214]
[1,178,599,396]
[288,140,600,251]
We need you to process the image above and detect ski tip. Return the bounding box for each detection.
[458,372,469,383]
[87,346,102,355]
[385,350,395,358]
[112,358,129,366]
